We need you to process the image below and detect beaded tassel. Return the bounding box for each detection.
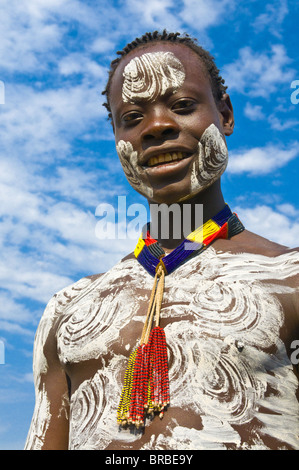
[117,263,169,428]
[117,349,138,425]
[147,326,170,418]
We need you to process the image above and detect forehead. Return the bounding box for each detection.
[109,42,210,104]
[122,50,186,103]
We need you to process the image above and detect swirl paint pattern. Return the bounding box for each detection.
[189,124,228,196]
[116,140,153,199]
[122,52,186,103]
[27,248,299,449]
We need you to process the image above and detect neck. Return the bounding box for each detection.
[147,180,226,251]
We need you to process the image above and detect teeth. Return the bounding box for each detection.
[148,152,186,167]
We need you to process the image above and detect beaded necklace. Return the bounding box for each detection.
[117,204,245,428]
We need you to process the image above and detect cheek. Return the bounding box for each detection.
[116,140,153,198]
[190,123,228,194]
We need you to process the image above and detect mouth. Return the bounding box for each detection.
[146,152,191,168]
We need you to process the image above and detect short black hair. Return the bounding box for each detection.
[102,29,228,121]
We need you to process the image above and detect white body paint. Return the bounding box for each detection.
[24,296,57,450]
[25,384,51,450]
[25,248,299,450]
[122,52,185,103]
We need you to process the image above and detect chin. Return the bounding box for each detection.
[176,183,214,203]
[148,182,215,205]
[145,184,187,205]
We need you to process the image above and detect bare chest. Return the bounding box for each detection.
[55,252,299,449]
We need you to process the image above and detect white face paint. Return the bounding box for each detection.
[117,51,228,202]
[187,123,228,200]
[117,123,228,202]
[117,51,185,199]
[116,140,153,199]
[122,51,186,103]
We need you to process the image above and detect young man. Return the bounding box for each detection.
[25,31,299,450]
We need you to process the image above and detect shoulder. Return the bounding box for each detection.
[218,229,299,258]
[212,229,299,291]
[42,253,136,320]
[54,274,104,307]
[35,275,105,336]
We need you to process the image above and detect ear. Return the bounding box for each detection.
[217,93,234,136]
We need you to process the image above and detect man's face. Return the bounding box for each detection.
[109,43,234,204]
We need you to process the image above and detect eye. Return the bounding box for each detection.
[122,111,143,124]
[172,99,196,113]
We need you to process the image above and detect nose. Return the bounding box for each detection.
[141,109,180,146]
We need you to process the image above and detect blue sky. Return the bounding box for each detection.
[0,0,298,450]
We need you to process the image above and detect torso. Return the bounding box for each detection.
[52,233,299,450]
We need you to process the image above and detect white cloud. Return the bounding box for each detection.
[244,103,266,121]
[0,215,134,306]
[0,152,132,311]
[270,116,299,131]
[0,321,35,338]
[227,142,299,175]
[244,103,299,130]
[22,373,34,384]
[58,53,107,79]
[0,293,34,324]
[46,167,104,207]
[121,0,182,31]
[223,44,295,97]
[0,243,75,304]
[0,82,107,163]
[252,0,288,38]
[91,38,116,54]
[0,0,298,452]
[0,0,116,70]
[179,0,234,30]
[125,0,179,28]
[235,204,299,248]
[0,0,126,335]
[276,203,299,218]
[0,0,63,72]
[107,0,238,37]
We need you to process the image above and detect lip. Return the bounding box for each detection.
[144,152,194,177]
[141,146,194,167]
